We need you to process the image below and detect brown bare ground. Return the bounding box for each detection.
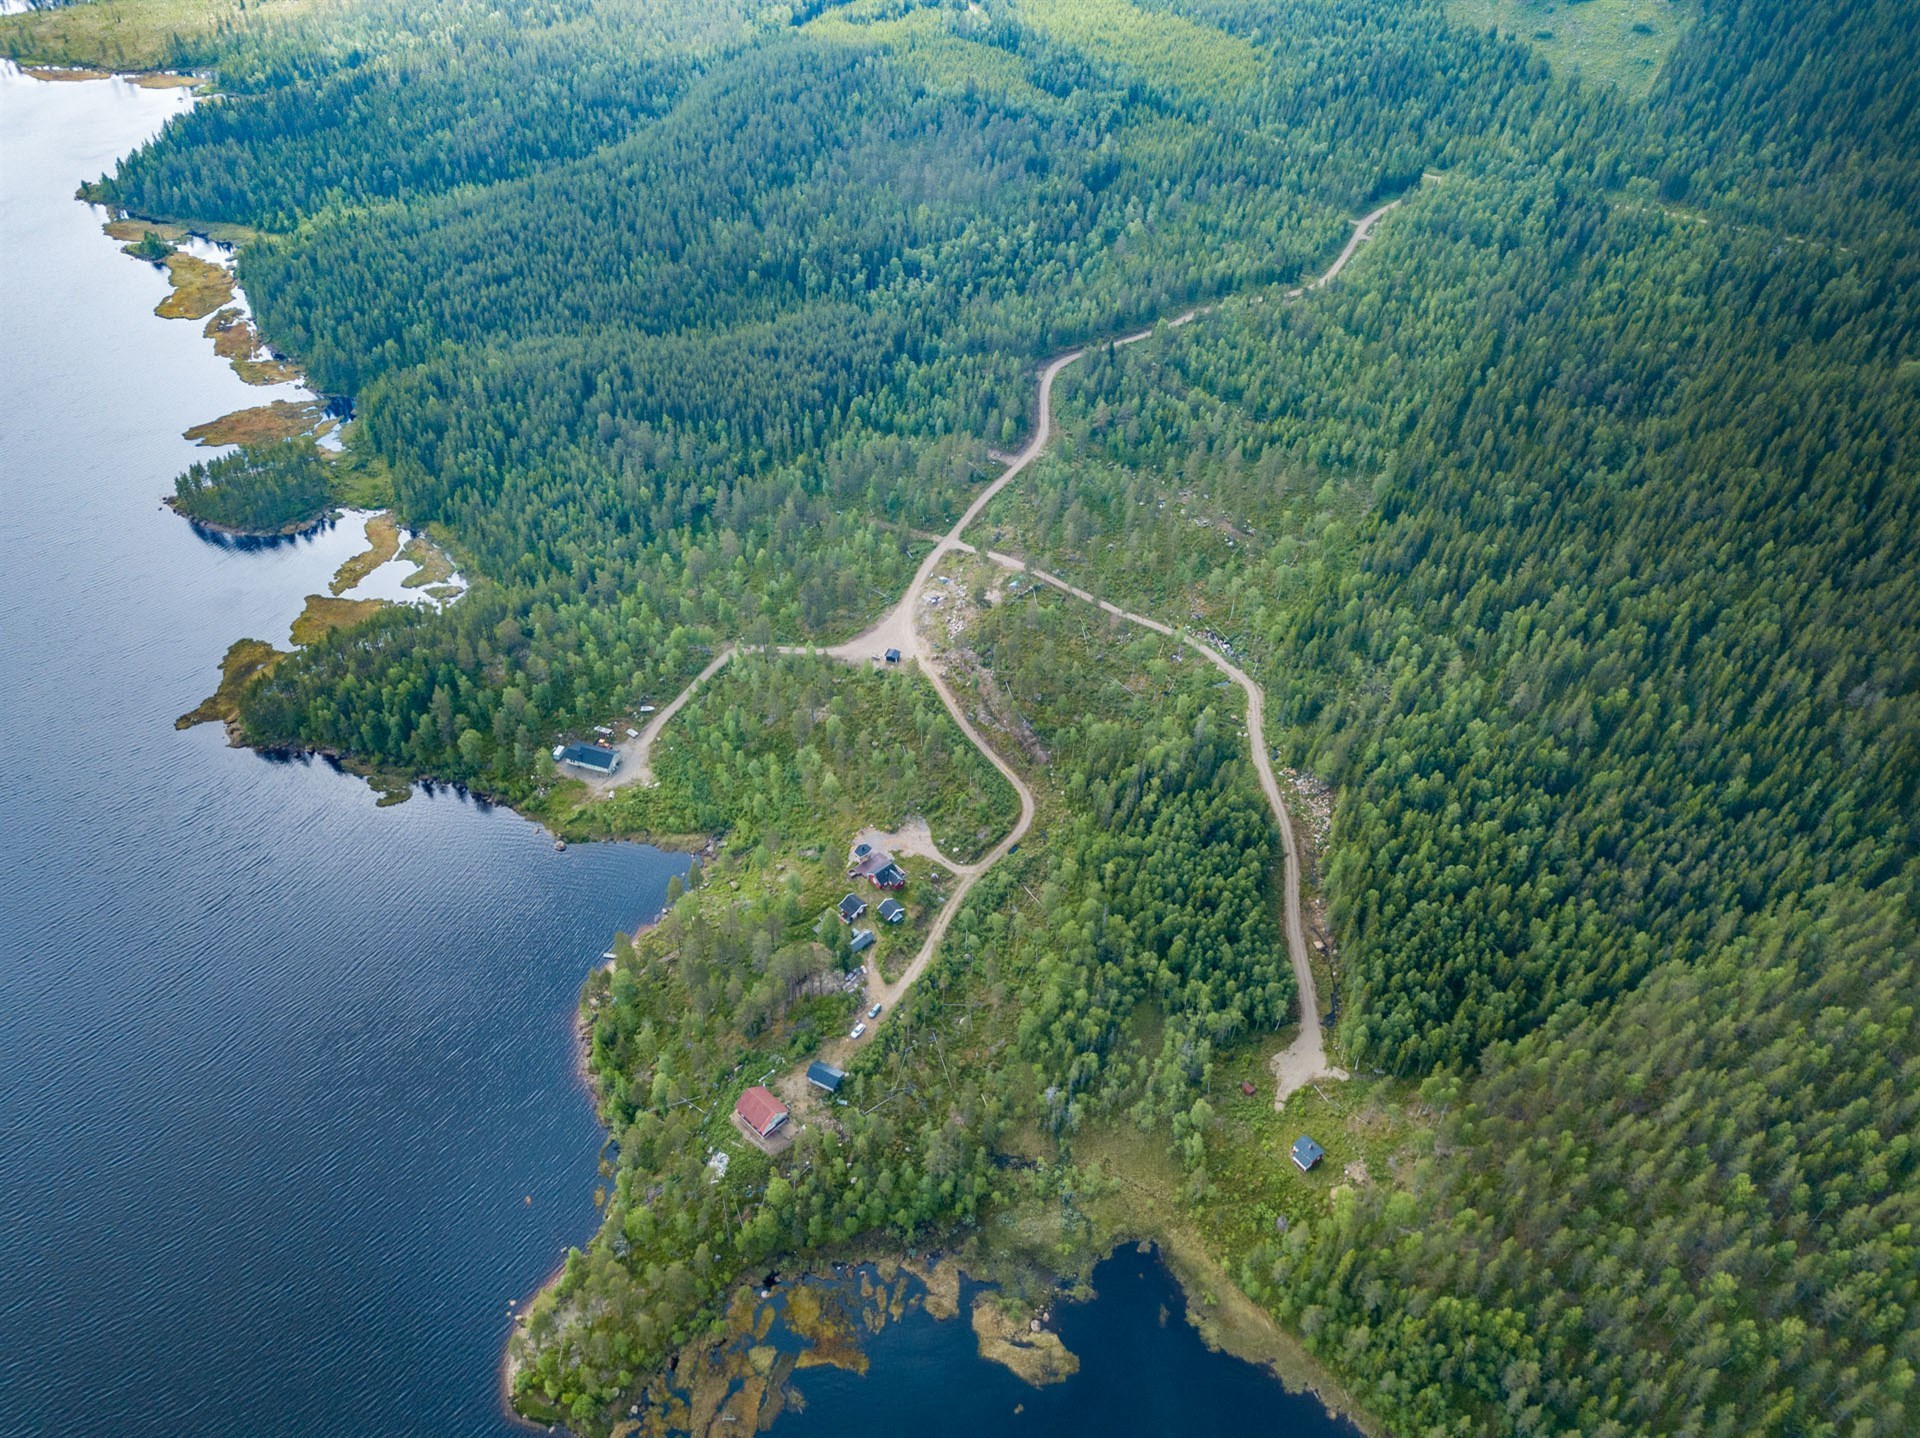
[105,217,189,244]
[203,308,302,385]
[23,65,112,81]
[290,595,384,646]
[330,513,403,594]
[154,251,232,320]
[970,1294,1079,1385]
[183,399,327,448]
[175,637,284,730]
[398,532,457,588]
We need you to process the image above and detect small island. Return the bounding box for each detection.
[167,438,335,535]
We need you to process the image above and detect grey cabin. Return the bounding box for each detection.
[806,1061,847,1093]
[553,742,619,775]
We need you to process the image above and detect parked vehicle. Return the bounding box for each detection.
[850,1022,866,1039]
[867,1003,883,1020]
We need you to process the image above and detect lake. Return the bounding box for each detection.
[0,62,1359,1438]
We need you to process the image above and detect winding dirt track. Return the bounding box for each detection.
[610,199,1401,1092]
[969,551,1346,1104]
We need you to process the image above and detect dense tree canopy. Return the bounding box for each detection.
[170,438,333,531]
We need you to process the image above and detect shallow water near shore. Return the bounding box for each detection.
[770,1248,1362,1437]
[2,61,1359,1438]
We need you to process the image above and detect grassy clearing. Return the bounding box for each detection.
[325,436,395,510]
[175,636,284,730]
[1015,0,1266,97]
[1190,1049,1434,1261]
[183,398,327,447]
[970,1292,1079,1384]
[328,512,402,594]
[0,0,313,70]
[23,65,115,81]
[290,594,384,646]
[105,217,189,245]
[154,250,233,320]
[564,654,1020,864]
[1447,0,1698,96]
[806,7,1056,112]
[104,215,259,248]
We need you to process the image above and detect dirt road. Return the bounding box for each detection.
[974,554,1346,1104]
[599,198,1404,1082]
[589,646,735,792]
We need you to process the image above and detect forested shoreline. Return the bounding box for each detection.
[6,0,1913,1433]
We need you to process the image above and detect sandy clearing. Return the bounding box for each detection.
[850,820,976,877]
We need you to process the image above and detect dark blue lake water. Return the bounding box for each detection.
[0,63,1360,1438]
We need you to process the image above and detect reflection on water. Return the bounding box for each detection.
[182,509,350,553]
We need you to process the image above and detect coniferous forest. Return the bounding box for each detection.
[6,0,1913,1433]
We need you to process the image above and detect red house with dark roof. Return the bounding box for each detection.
[734,1086,789,1140]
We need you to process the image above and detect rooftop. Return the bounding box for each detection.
[735,1086,788,1138]
[806,1061,846,1092]
[553,742,618,772]
[1291,1135,1325,1171]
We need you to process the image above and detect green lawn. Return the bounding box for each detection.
[1447,0,1698,96]
[0,0,315,68]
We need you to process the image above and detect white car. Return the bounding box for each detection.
[850,1022,866,1039]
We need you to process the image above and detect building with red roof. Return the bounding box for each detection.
[734,1085,789,1141]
